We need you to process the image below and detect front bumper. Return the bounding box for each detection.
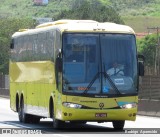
[55,107,137,122]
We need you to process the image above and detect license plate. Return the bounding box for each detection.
[95,113,107,117]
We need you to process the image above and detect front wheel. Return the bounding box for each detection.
[51,103,65,129]
[53,118,65,129]
[112,120,125,130]
[70,121,87,125]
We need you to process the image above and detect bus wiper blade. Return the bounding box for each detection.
[103,71,121,94]
[83,72,100,94]
[103,63,121,94]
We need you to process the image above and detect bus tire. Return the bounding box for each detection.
[18,97,30,123]
[112,120,125,130]
[31,115,40,124]
[53,118,64,129]
[70,121,87,125]
[51,104,64,128]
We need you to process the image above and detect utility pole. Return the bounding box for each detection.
[147,27,160,75]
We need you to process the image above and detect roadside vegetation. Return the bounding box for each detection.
[0,0,160,74]
[0,0,122,74]
[0,18,35,74]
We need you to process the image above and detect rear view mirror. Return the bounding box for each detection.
[10,39,14,49]
[56,50,62,73]
[56,57,62,72]
[138,61,144,76]
[138,54,145,61]
[138,54,145,76]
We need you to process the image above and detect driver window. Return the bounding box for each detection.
[65,38,84,62]
[107,62,124,76]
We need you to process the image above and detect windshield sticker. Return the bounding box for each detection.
[103,86,109,93]
[78,87,89,91]
[114,78,124,85]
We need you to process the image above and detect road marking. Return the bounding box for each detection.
[54,135,70,137]
[0,121,33,129]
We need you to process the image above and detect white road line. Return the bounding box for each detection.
[0,121,33,129]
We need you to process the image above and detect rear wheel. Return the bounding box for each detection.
[112,120,125,130]
[30,115,40,124]
[18,97,30,123]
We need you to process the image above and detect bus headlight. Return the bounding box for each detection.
[63,102,82,109]
[120,103,137,109]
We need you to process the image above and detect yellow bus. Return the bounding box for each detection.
[10,20,144,129]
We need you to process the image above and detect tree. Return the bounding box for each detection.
[54,0,124,24]
[137,34,158,75]
[0,18,35,74]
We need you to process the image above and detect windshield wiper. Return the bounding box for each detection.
[83,72,100,94]
[82,64,121,94]
[83,71,121,95]
[103,71,121,94]
[103,63,121,94]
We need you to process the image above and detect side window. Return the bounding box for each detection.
[17,37,24,61]
[22,36,28,61]
[10,38,17,61]
[55,30,61,57]
[37,33,47,60]
[27,35,34,61]
[32,34,38,60]
[46,31,54,60]
[12,31,56,62]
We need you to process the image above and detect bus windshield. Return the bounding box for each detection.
[62,33,137,96]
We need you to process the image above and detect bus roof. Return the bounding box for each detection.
[12,19,135,38]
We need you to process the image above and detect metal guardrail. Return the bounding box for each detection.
[138,99,160,117]
[139,76,160,100]
[138,76,160,117]
[0,75,9,89]
[0,89,9,98]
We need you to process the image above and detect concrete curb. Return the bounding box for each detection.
[0,89,9,98]
[138,99,160,117]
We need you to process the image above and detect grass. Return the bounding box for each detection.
[122,16,160,33]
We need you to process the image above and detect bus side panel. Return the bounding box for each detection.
[10,62,21,112]
[10,61,56,117]
[10,82,17,112]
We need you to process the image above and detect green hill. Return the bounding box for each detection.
[0,0,110,18]
[1,0,160,74]
[110,0,160,32]
[123,16,160,33]
[0,0,160,32]
[1,0,160,18]
[0,0,72,18]
[0,0,160,17]
[110,0,160,17]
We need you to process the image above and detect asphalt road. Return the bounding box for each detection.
[0,97,160,136]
